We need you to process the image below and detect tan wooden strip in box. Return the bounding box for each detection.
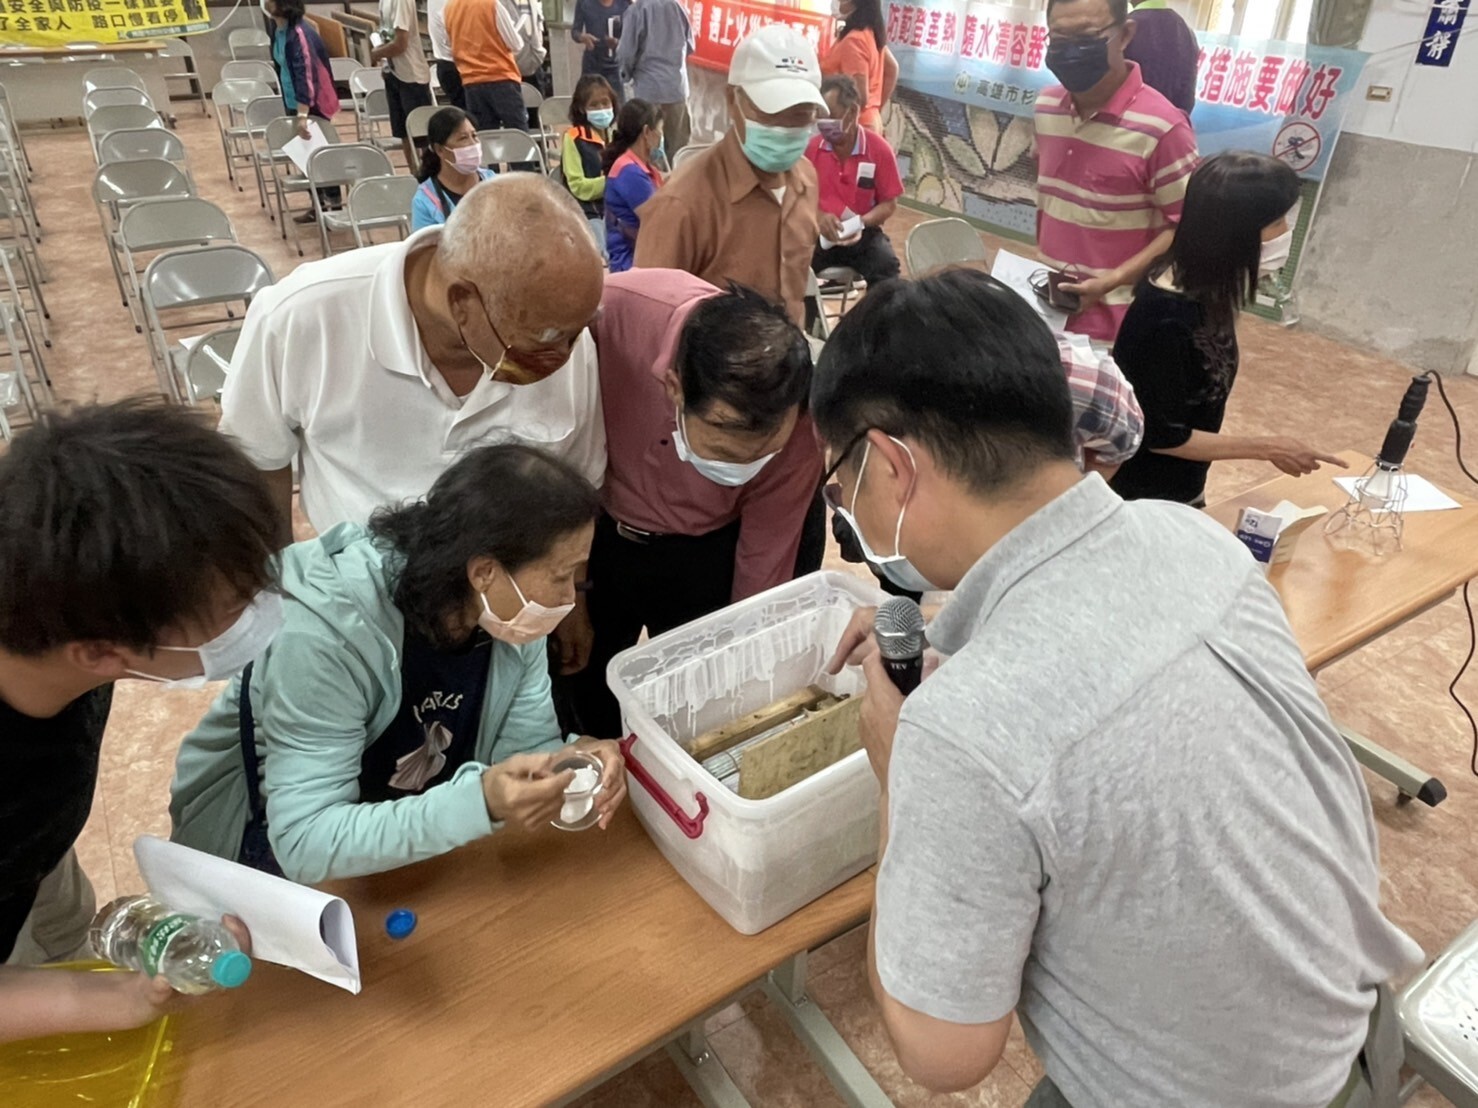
[685,684,833,762]
[738,696,863,800]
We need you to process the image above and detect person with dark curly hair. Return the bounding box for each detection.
[170,444,627,884]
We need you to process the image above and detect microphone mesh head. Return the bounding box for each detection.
[875,597,926,660]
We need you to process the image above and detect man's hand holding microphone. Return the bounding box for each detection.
[826,598,928,784]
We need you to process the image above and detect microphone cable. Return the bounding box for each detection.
[1427,371,1478,776]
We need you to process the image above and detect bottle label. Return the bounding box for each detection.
[140,914,191,977]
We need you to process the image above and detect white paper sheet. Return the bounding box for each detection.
[134,836,361,994]
[280,119,331,176]
[1334,474,1461,513]
[991,248,1068,330]
[819,210,865,251]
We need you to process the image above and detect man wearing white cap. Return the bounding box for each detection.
[634,23,826,327]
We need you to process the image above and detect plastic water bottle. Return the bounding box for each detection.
[88,895,252,995]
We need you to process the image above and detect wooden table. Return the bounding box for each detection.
[1206,451,1478,803]
[158,808,880,1107]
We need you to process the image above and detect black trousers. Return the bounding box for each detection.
[465,79,528,132]
[811,226,902,285]
[435,59,466,110]
[552,512,740,739]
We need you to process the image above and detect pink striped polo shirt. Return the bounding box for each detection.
[1034,62,1198,342]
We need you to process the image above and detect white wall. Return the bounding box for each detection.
[1340,0,1478,152]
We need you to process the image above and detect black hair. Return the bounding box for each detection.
[821,74,865,115]
[601,98,661,173]
[0,399,280,656]
[570,74,616,131]
[839,0,887,50]
[418,105,472,182]
[812,269,1076,493]
[1045,0,1129,23]
[675,284,812,435]
[368,444,600,650]
[1154,151,1301,331]
[274,0,305,22]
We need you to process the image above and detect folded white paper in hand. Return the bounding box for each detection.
[281,118,330,176]
[819,211,864,250]
[134,835,361,994]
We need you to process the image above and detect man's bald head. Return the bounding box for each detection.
[438,174,604,342]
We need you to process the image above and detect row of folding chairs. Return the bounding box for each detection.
[0,83,49,440]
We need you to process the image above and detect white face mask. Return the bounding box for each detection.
[478,573,573,645]
[672,406,777,487]
[833,438,937,593]
[1259,227,1293,276]
[126,591,285,690]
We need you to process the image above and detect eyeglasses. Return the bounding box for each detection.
[476,296,577,385]
[820,428,871,489]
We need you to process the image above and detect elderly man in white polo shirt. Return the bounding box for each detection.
[219,173,606,544]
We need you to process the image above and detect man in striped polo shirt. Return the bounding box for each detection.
[1034,0,1198,342]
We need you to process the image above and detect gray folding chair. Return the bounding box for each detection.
[812,264,866,328]
[87,104,164,159]
[361,88,398,153]
[0,120,39,242]
[140,245,275,403]
[479,129,545,174]
[97,127,190,169]
[241,96,287,208]
[405,104,439,173]
[212,80,277,186]
[83,66,148,96]
[1400,920,1478,1105]
[349,68,385,142]
[83,87,154,119]
[222,60,280,90]
[537,94,571,161]
[903,217,990,276]
[306,143,394,256]
[0,87,32,179]
[330,57,360,85]
[346,174,418,247]
[182,325,240,405]
[0,186,50,348]
[261,116,342,253]
[158,37,208,116]
[92,159,196,307]
[118,197,236,329]
[0,249,50,419]
[228,28,273,60]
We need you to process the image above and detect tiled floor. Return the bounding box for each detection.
[15,108,1478,1105]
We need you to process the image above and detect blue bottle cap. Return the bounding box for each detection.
[211,950,253,989]
[385,909,417,940]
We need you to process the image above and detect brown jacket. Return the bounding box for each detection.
[633,129,818,327]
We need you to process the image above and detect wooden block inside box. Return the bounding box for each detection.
[737,695,863,801]
[684,684,837,763]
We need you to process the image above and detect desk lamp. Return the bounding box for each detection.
[1325,372,1432,551]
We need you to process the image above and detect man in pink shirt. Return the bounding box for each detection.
[1034,0,1198,341]
[555,268,822,737]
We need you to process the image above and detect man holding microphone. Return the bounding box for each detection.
[817,267,1419,1107]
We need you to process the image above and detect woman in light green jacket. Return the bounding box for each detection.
[169,445,626,884]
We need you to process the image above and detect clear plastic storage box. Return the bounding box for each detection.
[609,571,886,934]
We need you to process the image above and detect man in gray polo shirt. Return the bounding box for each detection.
[814,268,1422,1108]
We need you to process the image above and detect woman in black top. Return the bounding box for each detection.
[1109,152,1344,506]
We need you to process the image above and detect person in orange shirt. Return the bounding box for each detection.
[821,0,898,132]
[444,0,529,132]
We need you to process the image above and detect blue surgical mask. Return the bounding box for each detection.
[588,107,614,130]
[834,438,937,593]
[739,119,813,173]
[673,405,776,487]
[653,137,666,163]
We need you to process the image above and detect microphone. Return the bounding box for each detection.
[1361,373,1431,506]
[874,596,926,695]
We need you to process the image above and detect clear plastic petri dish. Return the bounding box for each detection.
[550,750,605,831]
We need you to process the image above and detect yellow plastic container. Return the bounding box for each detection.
[0,961,174,1108]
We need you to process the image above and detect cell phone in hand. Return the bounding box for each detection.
[1045,269,1083,312]
[370,30,385,49]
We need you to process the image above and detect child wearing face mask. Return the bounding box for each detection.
[170,444,628,884]
[561,74,617,241]
[410,105,497,231]
[1109,152,1345,506]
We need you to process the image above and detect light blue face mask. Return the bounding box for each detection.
[739,118,813,173]
[834,438,937,593]
[588,107,614,130]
